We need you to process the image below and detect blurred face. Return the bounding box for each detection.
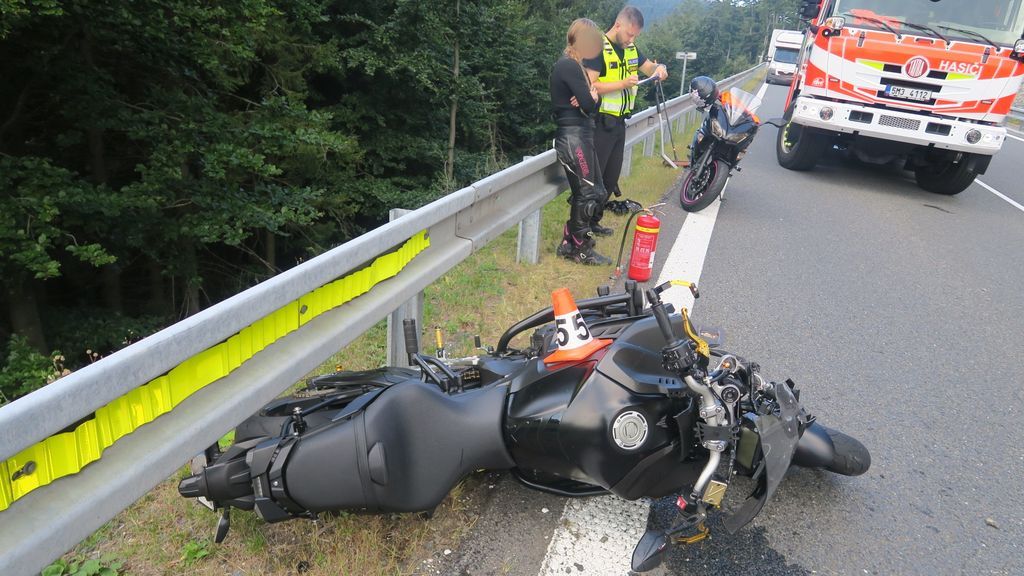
[579,33,603,59]
[613,20,642,46]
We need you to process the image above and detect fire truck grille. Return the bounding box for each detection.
[878,115,921,131]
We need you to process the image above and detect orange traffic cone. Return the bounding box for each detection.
[544,288,612,365]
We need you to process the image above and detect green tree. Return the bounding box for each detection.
[0,0,360,351]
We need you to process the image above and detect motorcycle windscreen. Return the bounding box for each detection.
[722,382,800,534]
[721,87,762,126]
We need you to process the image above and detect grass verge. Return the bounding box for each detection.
[49,87,763,575]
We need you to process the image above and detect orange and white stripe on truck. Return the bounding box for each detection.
[797,27,1024,123]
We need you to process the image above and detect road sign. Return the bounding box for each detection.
[676,52,697,95]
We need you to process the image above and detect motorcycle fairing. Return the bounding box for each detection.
[722,381,801,533]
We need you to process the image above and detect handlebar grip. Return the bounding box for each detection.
[646,289,678,345]
[403,319,419,358]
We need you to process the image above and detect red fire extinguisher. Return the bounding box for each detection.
[628,213,660,282]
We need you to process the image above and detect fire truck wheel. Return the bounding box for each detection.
[914,159,977,195]
[776,116,824,171]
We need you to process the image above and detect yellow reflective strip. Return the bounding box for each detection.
[0,461,11,510]
[0,230,429,513]
[946,72,975,80]
[857,59,885,71]
[635,225,659,234]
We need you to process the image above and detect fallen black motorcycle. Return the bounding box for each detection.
[679,77,763,213]
[179,280,870,572]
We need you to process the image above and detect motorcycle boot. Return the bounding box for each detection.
[558,226,611,266]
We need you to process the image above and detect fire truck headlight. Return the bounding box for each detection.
[965,129,982,144]
[819,107,834,121]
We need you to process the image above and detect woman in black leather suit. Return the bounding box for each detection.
[549,18,611,265]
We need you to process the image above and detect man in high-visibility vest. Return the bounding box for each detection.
[583,5,667,237]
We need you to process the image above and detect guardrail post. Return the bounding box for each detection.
[621,144,633,177]
[643,132,655,157]
[385,208,424,367]
[516,208,542,265]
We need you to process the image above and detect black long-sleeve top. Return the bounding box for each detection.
[549,57,599,125]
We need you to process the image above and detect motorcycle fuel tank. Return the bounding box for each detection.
[505,318,703,500]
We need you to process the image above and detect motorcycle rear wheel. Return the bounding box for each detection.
[680,158,729,212]
[823,426,871,476]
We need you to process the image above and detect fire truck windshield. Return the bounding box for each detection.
[832,0,1024,46]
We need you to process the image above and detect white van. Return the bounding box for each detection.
[767,29,803,86]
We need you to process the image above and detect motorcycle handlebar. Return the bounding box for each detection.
[646,288,685,349]
[647,289,679,342]
[495,290,642,354]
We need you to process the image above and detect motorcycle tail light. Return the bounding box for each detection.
[676,495,688,511]
[819,107,834,121]
[966,129,982,144]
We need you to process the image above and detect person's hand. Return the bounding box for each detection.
[623,75,640,88]
[570,96,580,108]
[655,64,669,81]
[589,85,599,102]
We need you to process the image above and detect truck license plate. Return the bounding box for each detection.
[886,85,931,102]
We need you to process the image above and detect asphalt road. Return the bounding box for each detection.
[655,84,1024,575]
[439,85,1024,576]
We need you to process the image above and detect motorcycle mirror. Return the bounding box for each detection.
[631,529,671,572]
[762,117,787,128]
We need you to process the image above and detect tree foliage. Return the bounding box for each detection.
[642,0,802,101]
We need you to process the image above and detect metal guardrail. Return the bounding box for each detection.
[0,63,763,575]
[1010,106,1024,123]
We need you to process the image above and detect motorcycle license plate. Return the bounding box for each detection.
[885,85,931,102]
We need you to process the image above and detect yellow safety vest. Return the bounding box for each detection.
[598,35,640,117]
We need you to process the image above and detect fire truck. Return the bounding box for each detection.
[777,0,1024,194]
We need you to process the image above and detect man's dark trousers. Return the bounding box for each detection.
[593,113,626,225]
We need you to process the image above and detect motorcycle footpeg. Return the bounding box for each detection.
[631,529,671,573]
[631,508,708,572]
[215,508,231,544]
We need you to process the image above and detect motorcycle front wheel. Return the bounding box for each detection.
[822,426,871,476]
[680,157,729,212]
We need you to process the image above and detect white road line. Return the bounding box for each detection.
[655,192,724,312]
[1006,132,1024,143]
[538,497,651,576]
[976,178,1024,213]
[754,80,770,101]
